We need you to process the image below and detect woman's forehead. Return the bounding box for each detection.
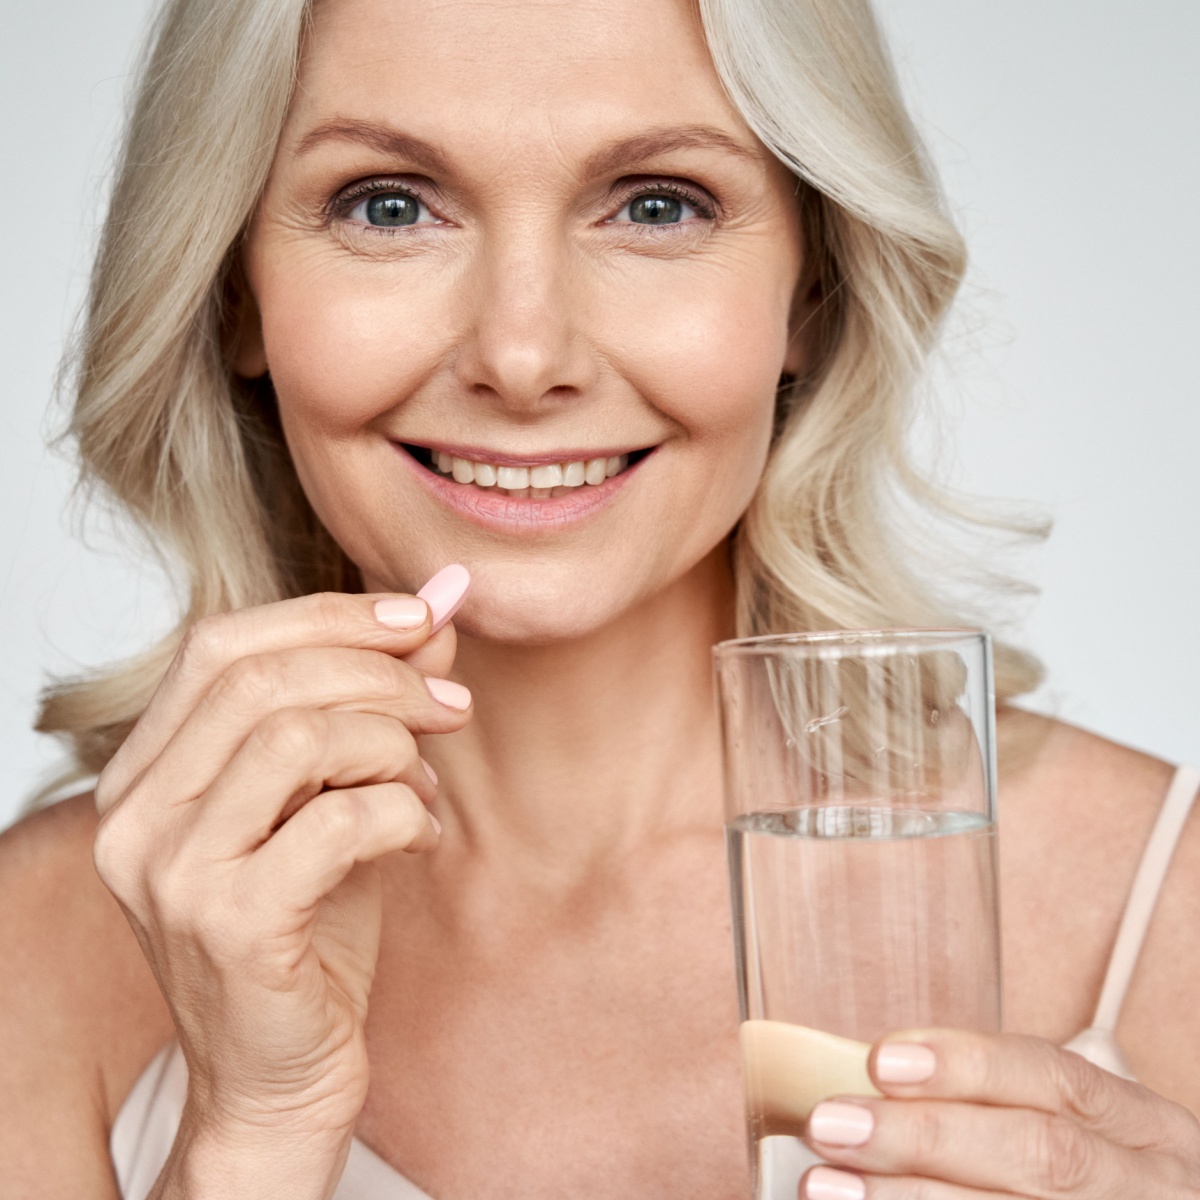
[293,0,750,150]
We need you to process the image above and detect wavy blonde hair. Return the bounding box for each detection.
[37,0,1043,787]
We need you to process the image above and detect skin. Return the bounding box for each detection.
[0,0,1198,1198]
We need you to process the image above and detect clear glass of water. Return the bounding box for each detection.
[712,630,1002,1199]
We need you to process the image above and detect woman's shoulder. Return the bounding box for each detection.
[997,708,1193,936]
[998,710,1200,1110]
[996,710,1184,902]
[997,713,1195,911]
[998,707,1178,804]
[0,793,173,1182]
[996,709,1186,870]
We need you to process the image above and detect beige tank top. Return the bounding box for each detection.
[109,764,1200,1200]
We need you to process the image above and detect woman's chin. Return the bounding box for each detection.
[450,577,631,648]
[359,538,728,647]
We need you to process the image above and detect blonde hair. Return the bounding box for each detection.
[37,0,1043,786]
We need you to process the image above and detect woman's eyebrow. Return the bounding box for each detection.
[294,119,451,173]
[293,118,759,177]
[582,126,762,176]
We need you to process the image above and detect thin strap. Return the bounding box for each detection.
[1090,764,1200,1032]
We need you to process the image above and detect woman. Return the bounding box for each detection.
[1,0,1197,1196]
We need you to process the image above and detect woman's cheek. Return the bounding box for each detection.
[607,271,787,449]
[259,262,451,436]
[254,272,447,543]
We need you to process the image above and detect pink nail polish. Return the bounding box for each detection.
[374,596,428,630]
[426,677,472,711]
[808,1101,873,1147]
[417,564,471,633]
[421,759,439,786]
[875,1042,936,1084]
[804,1166,866,1200]
[428,812,442,836]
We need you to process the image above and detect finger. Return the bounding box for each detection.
[805,1096,1138,1199]
[869,1030,1192,1149]
[121,647,471,817]
[181,709,437,857]
[800,1165,1010,1199]
[248,782,439,915]
[97,590,439,812]
[400,621,457,678]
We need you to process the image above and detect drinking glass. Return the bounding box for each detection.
[713,630,1002,1200]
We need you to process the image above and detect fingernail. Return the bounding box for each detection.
[417,564,471,633]
[421,759,439,786]
[426,677,472,711]
[808,1101,873,1147]
[875,1042,936,1084]
[428,812,442,835]
[374,596,428,630]
[804,1166,866,1200]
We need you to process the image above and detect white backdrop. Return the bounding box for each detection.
[2,0,1197,831]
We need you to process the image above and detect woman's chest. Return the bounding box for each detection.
[355,888,751,1200]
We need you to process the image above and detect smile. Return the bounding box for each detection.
[402,444,650,499]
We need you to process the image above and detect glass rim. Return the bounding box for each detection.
[713,627,989,660]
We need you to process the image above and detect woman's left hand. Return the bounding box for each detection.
[800,1030,1200,1199]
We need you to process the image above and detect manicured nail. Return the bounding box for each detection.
[875,1042,936,1084]
[374,596,428,630]
[428,812,442,835]
[808,1101,873,1147]
[804,1166,866,1200]
[421,759,439,786]
[417,564,471,633]
[425,677,472,711]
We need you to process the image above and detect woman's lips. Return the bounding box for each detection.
[391,441,653,532]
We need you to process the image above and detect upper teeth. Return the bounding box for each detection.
[432,451,629,494]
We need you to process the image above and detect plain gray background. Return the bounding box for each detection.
[2,0,1197,831]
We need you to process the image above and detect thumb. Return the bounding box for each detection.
[398,563,469,677]
[402,621,458,677]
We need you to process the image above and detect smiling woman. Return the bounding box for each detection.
[37,0,1034,767]
[3,0,1199,1198]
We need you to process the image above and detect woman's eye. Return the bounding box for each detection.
[617,193,701,226]
[347,191,433,228]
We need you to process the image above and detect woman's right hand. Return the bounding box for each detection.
[92,582,472,1193]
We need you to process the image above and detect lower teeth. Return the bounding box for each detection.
[487,484,582,498]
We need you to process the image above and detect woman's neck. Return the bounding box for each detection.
[421,547,736,876]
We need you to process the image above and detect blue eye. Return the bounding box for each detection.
[349,191,432,227]
[618,193,700,225]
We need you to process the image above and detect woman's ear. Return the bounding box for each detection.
[225,260,269,380]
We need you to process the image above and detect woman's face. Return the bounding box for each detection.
[239,0,807,642]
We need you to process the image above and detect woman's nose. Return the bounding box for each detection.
[452,235,597,412]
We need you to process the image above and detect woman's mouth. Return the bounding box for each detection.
[401,443,652,499]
